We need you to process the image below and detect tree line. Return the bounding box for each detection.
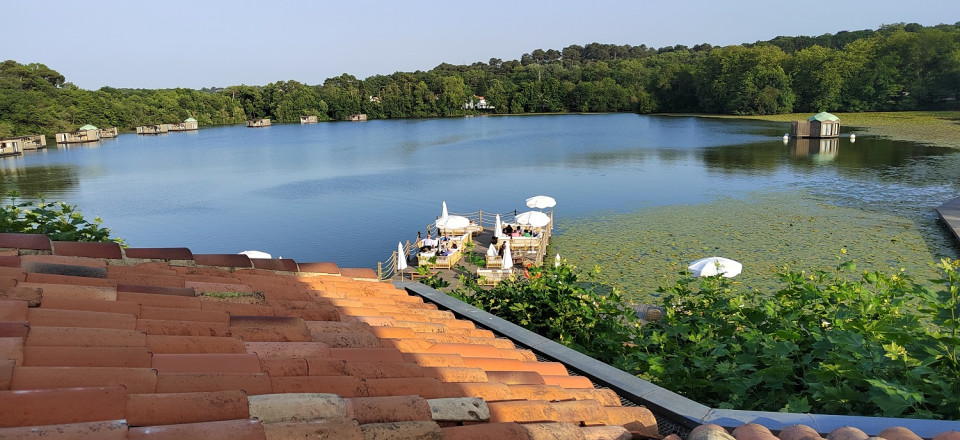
[2,22,959,138]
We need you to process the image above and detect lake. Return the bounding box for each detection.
[1,114,958,288]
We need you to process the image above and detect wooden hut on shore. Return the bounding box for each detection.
[790,112,840,138]
[300,115,318,124]
[56,125,100,144]
[0,138,23,157]
[169,118,199,131]
[1,135,46,150]
[98,127,119,138]
[136,124,170,135]
[247,118,271,127]
[347,114,367,122]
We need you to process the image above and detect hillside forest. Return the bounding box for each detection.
[1,22,959,138]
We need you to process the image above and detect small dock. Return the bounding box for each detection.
[378,208,554,288]
[937,197,960,245]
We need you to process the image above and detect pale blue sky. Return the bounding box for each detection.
[5,0,958,90]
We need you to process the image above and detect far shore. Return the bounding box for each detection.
[701,111,960,150]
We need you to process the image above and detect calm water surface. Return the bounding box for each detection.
[1,114,958,268]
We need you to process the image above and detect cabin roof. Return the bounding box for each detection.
[78,124,98,130]
[808,112,839,122]
[184,117,197,122]
[0,231,953,439]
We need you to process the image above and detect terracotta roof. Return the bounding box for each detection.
[1,232,957,439]
[0,233,655,439]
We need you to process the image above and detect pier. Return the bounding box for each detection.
[377,207,554,288]
[937,196,960,245]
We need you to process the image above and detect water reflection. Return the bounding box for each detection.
[0,158,79,196]
[790,138,839,160]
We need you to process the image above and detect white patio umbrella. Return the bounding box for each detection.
[441,201,449,218]
[239,250,272,259]
[501,241,513,270]
[526,195,556,210]
[487,243,497,257]
[435,215,470,230]
[688,256,742,278]
[515,210,551,228]
[554,253,561,267]
[397,242,408,272]
[494,214,503,238]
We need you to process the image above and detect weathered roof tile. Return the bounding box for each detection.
[127,418,266,440]
[125,390,250,427]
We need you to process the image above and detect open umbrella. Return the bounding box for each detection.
[688,256,742,278]
[526,195,556,210]
[494,214,503,238]
[515,210,551,228]
[239,250,271,259]
[441,201,449,218]
[436,215,470,230]
[397,242,408,272]
[502,241,513,270]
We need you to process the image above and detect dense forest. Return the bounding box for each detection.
[2,22,959,138]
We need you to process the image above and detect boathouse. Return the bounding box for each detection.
[1,135,46,150]
[247,118,271,127]
[300,115,318,124]
[136,124,170,135]
[169,118,198,131]
[790,112,840,138]
[0,138,22,157]
[347,113,367,122]
[55,125,100,144]
[98,127,119,138]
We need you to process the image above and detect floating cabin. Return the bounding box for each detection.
[55,125,100,144]
[98,127,119,138]
[0,138,23,157]
[247,118,271,127]
[300,115,318,124]
[1,134,46,150]
[347,113,367,122]
[136,124,170,135]
[790,112,840,138]
[169,117,199,131]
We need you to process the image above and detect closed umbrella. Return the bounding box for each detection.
[501,241,513,270]
[397,242,408,272]
[555,253,561,267]
[688,256,742,278]
[441,201,449,218]
[494,214,503,238]
[487,243,497,257]
[525,195,556,210]
[515,211,551,228]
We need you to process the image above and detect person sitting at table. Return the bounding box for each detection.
[440,233,451,243]
[523,228,532,237]
[497,242,505,257]
[421,234,438,251]
[503,224,513,236]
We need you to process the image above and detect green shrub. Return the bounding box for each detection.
[452,263,640,364]
[0,191,125,244]
[451,255,960,418]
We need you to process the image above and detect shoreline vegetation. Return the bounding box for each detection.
[4,22,960,139]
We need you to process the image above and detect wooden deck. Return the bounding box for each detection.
[937,196,960,245]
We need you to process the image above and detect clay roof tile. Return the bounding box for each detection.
[0,232,52,250]
[127,418,266,440]
[0,419,129,439]
[125,390,250,427]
